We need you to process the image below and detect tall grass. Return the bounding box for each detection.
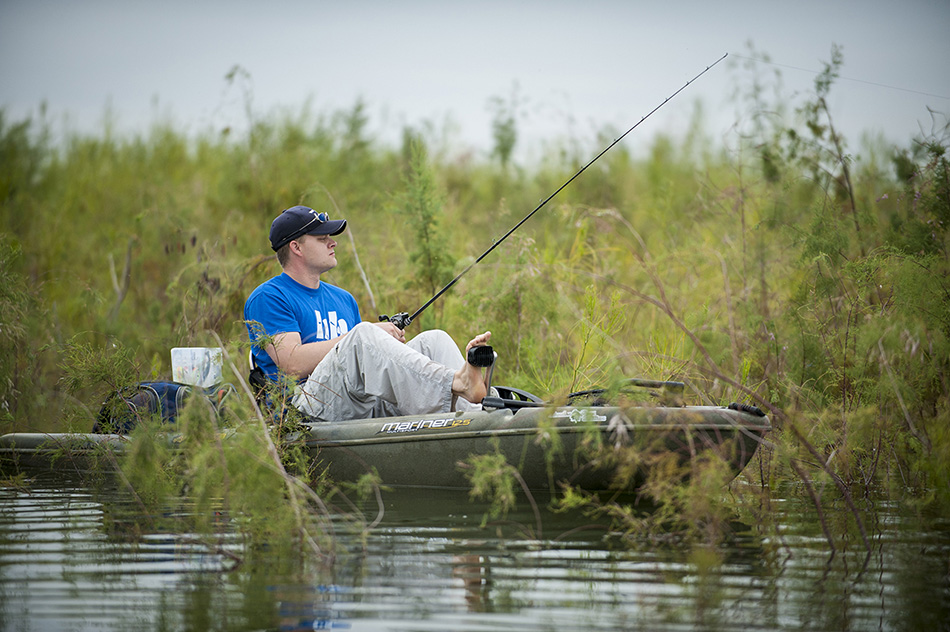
[1,50,948,550]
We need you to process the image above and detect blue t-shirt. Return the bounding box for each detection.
[244,273,361,381]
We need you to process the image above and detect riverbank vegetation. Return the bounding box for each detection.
[2,50,948,558]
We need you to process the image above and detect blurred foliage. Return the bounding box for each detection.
[1,44,949,536]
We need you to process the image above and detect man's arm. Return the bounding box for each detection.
[264,331,343,380]
[266,322,405,380]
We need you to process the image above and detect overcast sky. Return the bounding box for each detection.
[1,0,948,161]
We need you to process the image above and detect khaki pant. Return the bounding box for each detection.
[292,322,472,421]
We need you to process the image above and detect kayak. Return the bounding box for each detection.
[294,400,769,492]
[0,383,770,493]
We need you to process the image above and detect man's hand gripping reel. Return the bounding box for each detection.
[379,312,412,330]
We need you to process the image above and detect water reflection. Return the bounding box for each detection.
[1,467,948,631]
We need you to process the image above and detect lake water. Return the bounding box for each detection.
[1,467,948,631]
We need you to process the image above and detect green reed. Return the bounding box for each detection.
[1,45,948,556]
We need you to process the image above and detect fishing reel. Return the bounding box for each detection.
[379,312,412,330]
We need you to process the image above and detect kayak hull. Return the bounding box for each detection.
[1,404,770,493]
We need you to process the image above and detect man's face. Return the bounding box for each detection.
[297,233,338,274]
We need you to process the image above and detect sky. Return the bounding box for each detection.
[1,0,948,162]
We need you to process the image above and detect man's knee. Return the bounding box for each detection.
[348,321,378,338]
[410,329,452,347]
[337,321,386,350]
[408,329,462,367]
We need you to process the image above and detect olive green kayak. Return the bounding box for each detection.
[0,400,770,493]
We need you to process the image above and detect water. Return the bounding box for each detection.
[1,468,948,631]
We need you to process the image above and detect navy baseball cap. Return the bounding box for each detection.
[269,206,347,251]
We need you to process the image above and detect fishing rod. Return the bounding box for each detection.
[381,53,728,332]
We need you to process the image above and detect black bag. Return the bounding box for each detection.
[93,381,236,434]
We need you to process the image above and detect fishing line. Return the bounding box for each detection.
[381,53,729,330]
[732,53,950,101]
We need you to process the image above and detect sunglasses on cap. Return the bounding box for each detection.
[285,211,330,243]
[271,205,347,250]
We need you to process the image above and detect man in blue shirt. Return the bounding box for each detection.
[244,205,490,420]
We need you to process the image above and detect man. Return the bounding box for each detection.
[244,205,490,421]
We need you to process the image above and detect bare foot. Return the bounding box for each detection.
[452,331,491,403]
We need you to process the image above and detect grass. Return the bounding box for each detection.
[1,50,949,555]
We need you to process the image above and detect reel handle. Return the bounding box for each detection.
[378,312,412,330]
